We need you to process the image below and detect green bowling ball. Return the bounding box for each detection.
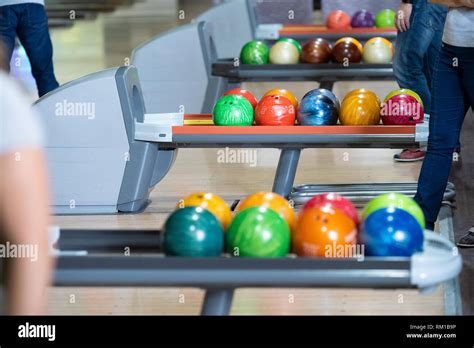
[362,193,425,229]
[240,40,270,65]
[163,206,224,257]
[226,206,290,258]
[375,9,396,28]
[278,38,302,54]
[212,94,254,126]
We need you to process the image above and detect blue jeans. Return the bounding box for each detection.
[414,44,474,230]
[0,3,59,97]
[393,0,447,114]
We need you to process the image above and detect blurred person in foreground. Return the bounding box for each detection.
[0,43,53,314]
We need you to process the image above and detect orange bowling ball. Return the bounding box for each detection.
[237,192,296,232]
[293,205,358,258]
[263,88,299,109]
[326,10,351,30]
[339,89,381,125]
[177,192,232,230]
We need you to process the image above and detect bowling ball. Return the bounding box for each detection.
[297,89,339,126]
[302,193,359,226]
[301,38,332,64]
[255,95,296,126]
[240,40,270,65]
[163,207,224,257]
[326,10,351,30]
[331,37,363,64]
[351,10,375,28]
[312,88,341,109]
[177,192,233,230]
[237,192,296,232]
[375,9,396,28]
[278,38,302,54]
[224,88,258,110]
[339,89,381,125]
[227,206,290,258]
[382,94,424,125]
[344,88,378,100]
[362,193,425,229]
[384,88,424,108]
[360,207,424,256]
[212,94,254,126]
[293,205,358,258]
[263,88,299,109]
[269,41,300,64]
[362,37,393,64]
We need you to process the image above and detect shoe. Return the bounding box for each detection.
[394,149,426,162]
[453,148,461,161]
[457,227,474,248]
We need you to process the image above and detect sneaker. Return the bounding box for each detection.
[453,148,461,162]
[394,149,426,162]
[457,228,474,248]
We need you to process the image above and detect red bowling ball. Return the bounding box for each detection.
[302,193,359,225]
[224,88,258,110]
[381,94,424,125]
[255,95,296,126]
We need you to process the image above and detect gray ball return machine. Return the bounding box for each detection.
[34,66,181,214]
[131,21,220,115]
[53,227,462,316]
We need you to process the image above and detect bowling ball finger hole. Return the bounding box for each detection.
[323,218,328,224]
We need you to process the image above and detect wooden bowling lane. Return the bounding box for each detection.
[47,287,444,315]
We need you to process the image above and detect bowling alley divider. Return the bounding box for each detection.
[0,315,471,345]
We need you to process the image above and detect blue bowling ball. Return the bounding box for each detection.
[360,207,424,257]
[163,206,224,257]
[315,88,341,109]
[297,89,340,126]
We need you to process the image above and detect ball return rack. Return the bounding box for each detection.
[52,228,462,316]
[212,60,394,91]
[152,114,428,200]
[256,25,398,41]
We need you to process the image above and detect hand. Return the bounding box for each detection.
[396,3,413,32]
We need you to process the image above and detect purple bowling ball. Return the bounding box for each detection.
[351,10,375,28]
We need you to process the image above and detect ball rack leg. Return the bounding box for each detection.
[272,148,301,198]
[319,81,335,91]
[200,288,235,316]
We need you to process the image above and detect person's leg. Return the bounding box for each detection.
[393,0,434,112]
[16,3,59,97]
[0,6,19,70]
[393,1,439,162]
[414,44,469,230]
[423,4,448,105]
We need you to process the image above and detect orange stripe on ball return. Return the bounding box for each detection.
[279,25,397,36]
[178,115,415,135]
